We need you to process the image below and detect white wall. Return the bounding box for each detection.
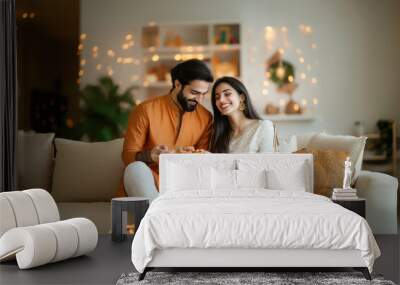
[80,0,400,138]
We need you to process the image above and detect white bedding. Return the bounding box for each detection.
[131,190,380,273]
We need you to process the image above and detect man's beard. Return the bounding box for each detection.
[177,89,198,112]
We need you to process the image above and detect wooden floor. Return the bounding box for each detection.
[0,234,399,285]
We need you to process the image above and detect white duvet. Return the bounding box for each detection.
[131,190,380,273]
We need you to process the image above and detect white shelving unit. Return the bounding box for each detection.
[261,113,316,122]
[137,22,241,101]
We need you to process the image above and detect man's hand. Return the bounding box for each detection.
[175,146,195,153]
[150,145,171,163]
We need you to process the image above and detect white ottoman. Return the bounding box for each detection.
[0,189,98,269]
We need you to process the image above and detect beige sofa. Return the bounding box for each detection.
[17,131,398,234]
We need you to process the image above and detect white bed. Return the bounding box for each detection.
[131,154,380,280]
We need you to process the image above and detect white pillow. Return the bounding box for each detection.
[212,168,236,190]
[307,133,366,184]
[278,136,298,153]
[237,170,267,188]
[266,163,307,191]
[211,169,267,190]
[167,163,212,191]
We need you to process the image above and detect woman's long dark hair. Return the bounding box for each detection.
[210,77,260,153]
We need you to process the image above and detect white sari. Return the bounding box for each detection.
[229,119,276,153]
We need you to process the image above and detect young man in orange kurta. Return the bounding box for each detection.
[117,59,214,199]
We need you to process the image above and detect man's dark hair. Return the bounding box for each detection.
[170,59,214,90]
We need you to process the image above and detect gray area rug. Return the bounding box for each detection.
[116,271,395,285]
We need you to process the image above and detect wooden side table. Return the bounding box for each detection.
[111,197,149,242]
[332,198,366,218]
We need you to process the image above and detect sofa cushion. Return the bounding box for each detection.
[307,133,366,184]
[17,131,55,191]
[51,138,124,202]
[295,148,349,197]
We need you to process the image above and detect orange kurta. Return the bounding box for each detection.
[116,94,212,196]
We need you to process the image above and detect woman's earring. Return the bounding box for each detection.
[239,100,246,111]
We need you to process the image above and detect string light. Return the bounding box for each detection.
[22,12,28,19]
[299,57,305,63]
[96,64,102,70]
[80,59,86,66]
[122,43,129,50]
[151,54,160,62]
[29,12,35,19]
[311,77,317,84]
[301,99,308,106]
[116,57,123,63]
[107,49,115,57]
[125,34,133,41]
[262,89,269,96]
[78,70,84,77]
[122,57,134,64]
[263,80,269,87]
[288,75,294,82]
[313,98,318,105]
[174,54,182,61]
[80,33,87,40]
[300,73,306,80]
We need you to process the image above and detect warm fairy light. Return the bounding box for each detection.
[300,73,306,80]
[151,54,160,61]
[263,80,269,87]
[305,26,312,34]
[80,59,86,66]
[301,99,308,106]
[148,46,156,52]
[96,64,102,70]
[276,65,286,79]
[265,26,273,31]
[135,99,142,105]
[262,89,269,96]
[279,99,286,107]
[266,71,271,78]
[288,75,294,82]
[143,81,149,87]
[299,57,305,64]
[117,57,123,63]
[78,44,84,51]
[187,46,194,52]
[78,70,84,77]
[107,49,115,57]
[22,12,28,19]
[197,54,204,60]
[107,69,114,76]
[122,43,129,50]
[125,34,133,41]
[293,103,300,112]
[29,12,35,19]
[278,48,285,55]
[313,98,318,105]
[92,46,98,52]
[122,57,134,64]
[311,77,317,84]
[128,40,135,47]
[174,54,182,61]
[80,33,87,40]
[92,53,98,58]
[148,21,156,26]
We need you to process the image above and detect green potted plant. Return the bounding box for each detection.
[77,76,136,142]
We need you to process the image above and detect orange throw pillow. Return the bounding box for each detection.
[294,148,349,197]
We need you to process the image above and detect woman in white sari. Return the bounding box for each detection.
[210,77,276,153]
